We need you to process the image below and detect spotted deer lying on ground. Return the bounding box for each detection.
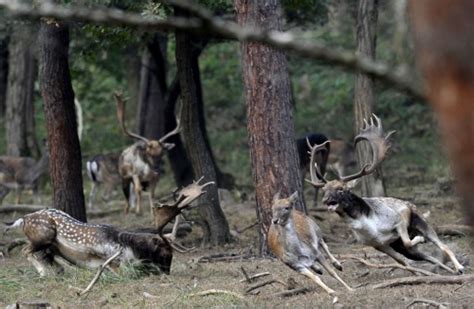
[114,91,181,214]
[268,191,354,295]
[306,115,465,274]
[5,179,212,277]
[86,153,122,209]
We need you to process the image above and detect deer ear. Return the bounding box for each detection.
[346,179,360,189]
[162,143,175,150]
[288,191,299,204]
[273,191,281,202]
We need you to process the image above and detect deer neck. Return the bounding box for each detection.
[339,192,372,219]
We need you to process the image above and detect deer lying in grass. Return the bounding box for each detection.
[0,146,49,204]
[268,191,354,295]
[306,115,465,274]
[86,153,122,209]
[5,178,212,277]
[114,91,181,214]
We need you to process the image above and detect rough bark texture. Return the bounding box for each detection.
[39,20,86,222]
[235,0,305,254]
[410,0,474,228]
[354,0,385,197]
[0,35,8,117]
[175,24,231,245]
[5,24,37,157]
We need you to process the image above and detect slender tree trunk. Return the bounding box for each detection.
[235,0,305,255]
[39,20,86,222]
[126,45,141,114]
[410,0,474,228]
[175,23,231,245]
[5,24,37,156]
[0,35,8,118]
[354,0,385,197]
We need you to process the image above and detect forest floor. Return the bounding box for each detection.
[0,174,473,308]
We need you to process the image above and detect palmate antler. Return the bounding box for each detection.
[305,115,395,187]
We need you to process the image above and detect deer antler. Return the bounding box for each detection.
[114,91,149,143]
[158,102,183,144]
[305,139,330,188]
[339,114,396,182]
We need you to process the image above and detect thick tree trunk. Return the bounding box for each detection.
[0,35,8,118]
[39,20,86,222]
[5,24,37,157]
[354,0,385,197]
[410,0,474,228]
[175,26,231,245]
[235,0,305,254]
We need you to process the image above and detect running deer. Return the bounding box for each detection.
[306,115,465,274]
[86,153,122,209]
[114,91,181,214]
[268,191,354,295]
[0,146,49,204]
[5,178,212,277]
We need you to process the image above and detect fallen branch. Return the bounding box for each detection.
[0,204,45,213]
[236,221,259,234]
[268,287,313,298]
[240,266,251,283]
[435,224,473,237]
[197,253,253,263]
[239,272,271,283]
[78,248,123,296]
[0,0,425,100]
[371,274,474,289]
[188,289,244,300]
[406,298,449,309]
[346,255,436,276]
[245,279,287,294]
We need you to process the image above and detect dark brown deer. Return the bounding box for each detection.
[306,115,465,274]
[114,91,181,214]
[0,147,49,204]
[5,178,212,277]
[86,153,122,209]
[268,191,353,295]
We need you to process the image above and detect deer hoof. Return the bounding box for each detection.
[333,261,343,271]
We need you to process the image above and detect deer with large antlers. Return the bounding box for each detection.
[114,91,181,214]
[306,115,465,274]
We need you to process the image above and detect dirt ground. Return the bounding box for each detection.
[0,179,473,308]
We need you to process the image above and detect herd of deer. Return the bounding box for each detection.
[3,93,466,295]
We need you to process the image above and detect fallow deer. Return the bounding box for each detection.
[5,178,212,277]
[306,115,465,274]
[0,146,49,204]
[86,153,122,209]
[268,191,354,295]
[114,91,181,214]
[296,133,330,206]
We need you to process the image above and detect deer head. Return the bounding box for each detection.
[271,191,299,226]
[114,91,181,170]
[306,115,395,214]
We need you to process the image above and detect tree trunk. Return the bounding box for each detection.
[5,24,37,157]
[353,0,385,197]
[175,24,231,245]
[39,20,86,222]
[409,0,474,228]
[0,35,8,118]
[235,0,305,255]
[126,44,141,114]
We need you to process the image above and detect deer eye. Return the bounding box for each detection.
[284,206,290,210]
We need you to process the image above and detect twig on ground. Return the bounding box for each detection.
[406,298,449,309]
[371,274,474,289]
[78,248,123,296]
[268,287,313,298]
[239,272,271,283]
[143,292,160,299]
[245,279,287,294]
[188,289,244,299]
[197,253,253,263]
[346,255,436,276]
[236,221,259,234]
[240,266,251,283]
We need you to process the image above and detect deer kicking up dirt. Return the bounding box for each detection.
[306,115,465,274]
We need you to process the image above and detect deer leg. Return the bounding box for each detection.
[25,245,63,277]
[147,183,156,216]
[403,245,457,274]
[15,189,21,204]
[319,238,343,271]
[315,254,354,291]
[88,183,97,210]
[425,233,464,274]
[396,217,425,248]
[299,267,335,295]
[132,175,142,214]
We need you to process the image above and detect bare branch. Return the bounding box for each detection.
[346,255,436,276]
[371,273,474,289]
[0,0,425,100]
[188,289,244,299]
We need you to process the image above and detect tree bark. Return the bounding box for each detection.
[235,0,305,254]
[5,24,37,157]
[175,21,231,245]
[0,35,8,118]
[39,20,86,222]
[410,0,474,228]
[354,0,385,197]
